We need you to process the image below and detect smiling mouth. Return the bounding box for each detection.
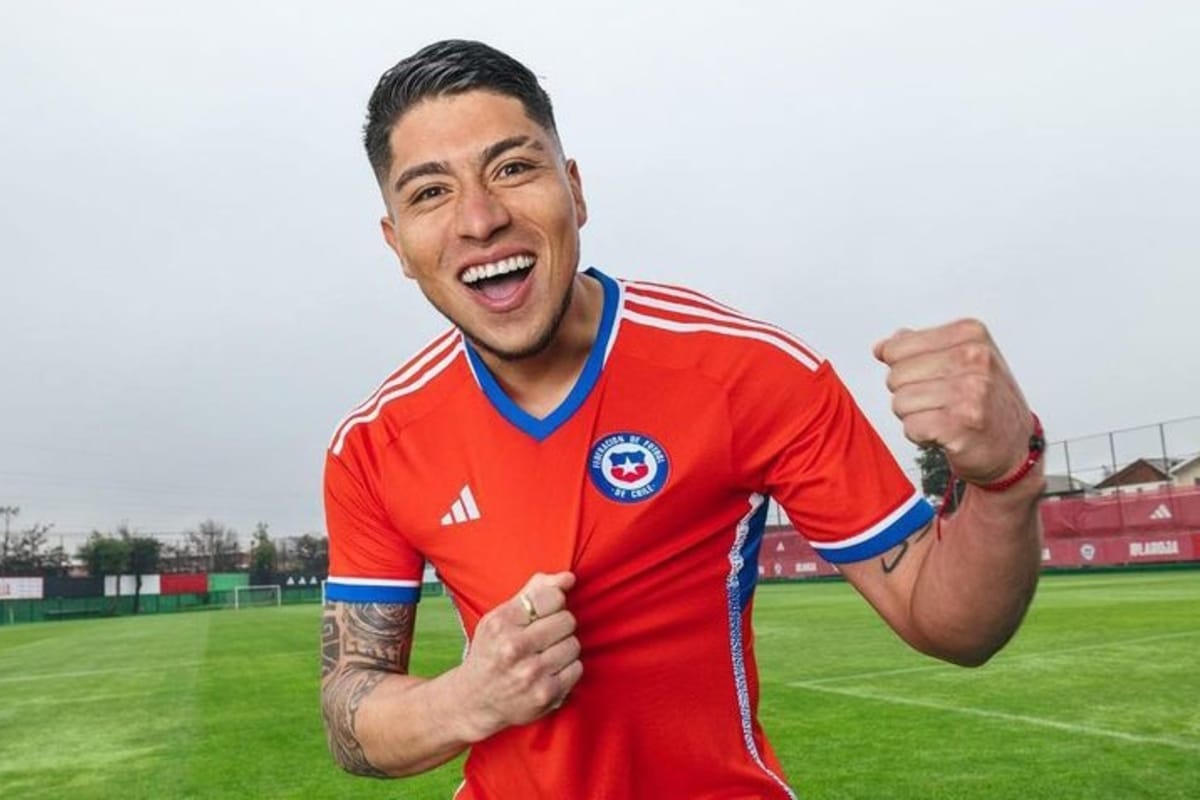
[460,254,536,302]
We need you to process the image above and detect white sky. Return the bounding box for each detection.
[2,1,1198,546]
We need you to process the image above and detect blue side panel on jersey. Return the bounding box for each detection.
[464,267,619,442]
[737,498,770,607]
[816,498,935,564]
[324,582,421,604]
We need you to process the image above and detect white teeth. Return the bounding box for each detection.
[461,254,535,285]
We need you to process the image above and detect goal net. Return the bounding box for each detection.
[234,584,282,610]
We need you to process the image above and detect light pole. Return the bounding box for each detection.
[0,506,17,537]
[0,506,18,567]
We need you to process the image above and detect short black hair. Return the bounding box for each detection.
[363,39,558,184]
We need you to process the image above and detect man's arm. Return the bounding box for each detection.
[839,318,1043,667]
[320,571,582,777]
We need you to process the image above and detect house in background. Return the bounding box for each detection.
[1170,454,1200,488]
[1094,457,1178,495]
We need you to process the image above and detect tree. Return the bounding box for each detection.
[916,444,963,512]
[78,533,130,614]
[185,519,241,573]
[0,522,68,577]
[294,534,329,577]
[122,527,162,614]
[249,522,277,585]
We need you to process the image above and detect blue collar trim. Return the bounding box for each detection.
[464,267,619,442]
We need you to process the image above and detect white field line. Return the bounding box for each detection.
[0,649,315,685]
[791,629,1200,687]
[787,682,1200,753]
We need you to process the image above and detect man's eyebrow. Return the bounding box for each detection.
[482,135,544,166]
[392,161,450,195]
[391,137,546,194]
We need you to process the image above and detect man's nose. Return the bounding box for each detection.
[455,185,511,241]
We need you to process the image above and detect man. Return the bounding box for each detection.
[321,39,1044,799]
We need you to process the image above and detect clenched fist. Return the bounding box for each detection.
[874,318,1036,487]
[455,572,582,741]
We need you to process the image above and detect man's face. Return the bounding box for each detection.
[380,90,587,361]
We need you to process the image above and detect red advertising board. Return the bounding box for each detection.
[1041,486,1200,539]
[761,512,1199,580]
[758,529,841,579]
[160,573,208,595]
[1041,532,1199,568]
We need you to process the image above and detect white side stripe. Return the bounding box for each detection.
[331,342,464,455]
[451,500,467,524]
[726,493,797,799]
[624,293,820,363]
[622,309,821,371]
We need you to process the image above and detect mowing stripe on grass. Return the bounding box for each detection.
[792,628,1200,686]
[0,648,315,684]
[787,682,1200,752]
[4,689,182,708]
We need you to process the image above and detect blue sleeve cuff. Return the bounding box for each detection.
[324,578,422,604]
[811,495,935,564]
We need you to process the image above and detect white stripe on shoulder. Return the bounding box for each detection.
[623,292,821,365]
[622,308,822,371]
[603,279,626,364]
[330,331,460,449]
[346,329,458,418]
[814,492,926,552]
[624,280,739,313]
[330,340,464,455]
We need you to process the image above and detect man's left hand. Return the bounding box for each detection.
[874,318,1033,486]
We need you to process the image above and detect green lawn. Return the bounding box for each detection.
[0,571,1196,799]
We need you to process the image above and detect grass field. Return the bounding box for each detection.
[1,570,1197,799]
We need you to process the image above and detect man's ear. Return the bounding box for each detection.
[380,214,414,278]
[566,159,587,228]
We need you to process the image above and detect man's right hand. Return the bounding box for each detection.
[454,571,582,741]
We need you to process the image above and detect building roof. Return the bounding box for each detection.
[1169,454,1200,475]
[1094,457,1179,489]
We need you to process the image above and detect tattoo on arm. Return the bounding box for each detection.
[320,602,416,777]
[880,524,931,575]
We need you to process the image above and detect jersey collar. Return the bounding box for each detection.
[463,267,621,442]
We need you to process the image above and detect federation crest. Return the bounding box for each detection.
[588,432,670,503]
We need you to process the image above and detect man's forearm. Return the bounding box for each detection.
[907,471,1044,666]
[321,601,479,778]
[322,665,478,777]
[320,574,582,778]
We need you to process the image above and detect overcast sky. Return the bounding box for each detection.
[2,1,1197,547]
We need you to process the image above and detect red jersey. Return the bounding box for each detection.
[324,269,933,799]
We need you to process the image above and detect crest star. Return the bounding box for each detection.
[613,456,640,478]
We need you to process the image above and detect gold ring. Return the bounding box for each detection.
[518,592,539,624]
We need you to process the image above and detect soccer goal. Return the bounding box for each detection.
[233,584,282,610]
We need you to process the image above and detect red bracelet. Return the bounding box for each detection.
[975,412,1045,492]
[936,412,1044,538]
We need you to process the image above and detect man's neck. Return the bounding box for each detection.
[475,272,604,420]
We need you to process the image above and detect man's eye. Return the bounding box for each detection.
[412,186,445,204]
[498,162,531,178]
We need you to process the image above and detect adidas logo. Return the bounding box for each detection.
[1149,503,1172,521]
[441,485,481,526]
